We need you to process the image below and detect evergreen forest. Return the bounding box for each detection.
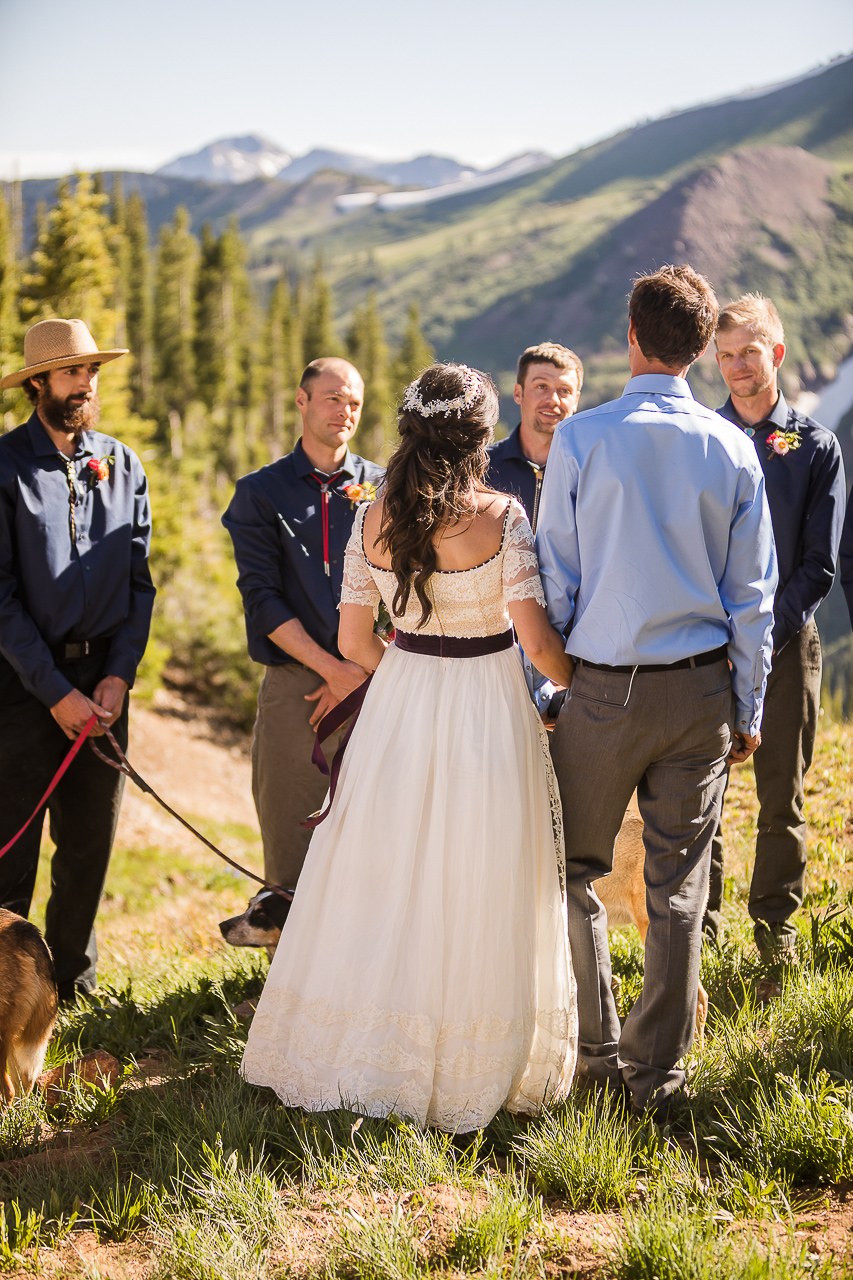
[0,174,435,724]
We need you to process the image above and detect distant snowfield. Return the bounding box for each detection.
[796,354,853,432]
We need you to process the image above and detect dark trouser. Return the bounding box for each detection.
[550,657,732,1109]
[704,619,821,944]
[251,663,347,889]
[0,656,127,994]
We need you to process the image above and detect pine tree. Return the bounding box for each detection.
[346,291,393,461]
[109,175,129,348]
[21,173,128,421]
[263,274,300,459]
[125,191,153,414]
[153,206,198,421]
[391,303,434,403]
[301,256,337,363]
[22,173,118,336]
[193,218,256,476]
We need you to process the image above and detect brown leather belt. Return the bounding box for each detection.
[577,644,728,675]
[50,637,112,663]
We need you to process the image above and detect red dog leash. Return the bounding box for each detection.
[89,727,293,901]
[0,712,99,859]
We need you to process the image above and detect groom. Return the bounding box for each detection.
[537,265,777,1119]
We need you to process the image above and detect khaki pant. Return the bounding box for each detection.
[705,618,822,943]
[252,663,348,889]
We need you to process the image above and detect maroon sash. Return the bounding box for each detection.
[302,629,514,829]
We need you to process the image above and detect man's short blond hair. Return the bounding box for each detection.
[716,293,785,348]
[517,342,583,389]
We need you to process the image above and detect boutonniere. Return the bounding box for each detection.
[342,480,377,508]
[766,430,801,459]
[86,456,114,489]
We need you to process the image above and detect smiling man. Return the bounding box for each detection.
[486,343,583,531]
[707,294,845,958]
[0,319,155,1002]
[222,357,384,894]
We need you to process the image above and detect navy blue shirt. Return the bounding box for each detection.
[222,439,384,666]
[0,411,155,708]
[839,497,853,629]
[718,393,845,652]
[485,426,546,529]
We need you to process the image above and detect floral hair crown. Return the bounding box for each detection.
[402,366,482,419]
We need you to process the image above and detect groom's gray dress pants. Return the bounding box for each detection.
[550,656,732,1108]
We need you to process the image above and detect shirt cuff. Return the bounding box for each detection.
[42,668,75,710]
[104,652,139,689]
[734,697,763,737]
[251,598,296,638]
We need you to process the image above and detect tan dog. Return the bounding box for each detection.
[0,910,59,1103]
[595,807,709,1045]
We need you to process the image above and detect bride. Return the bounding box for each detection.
[241,363,577,1132]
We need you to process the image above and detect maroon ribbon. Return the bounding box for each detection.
[302,630,515,830]
[301,674,374,829]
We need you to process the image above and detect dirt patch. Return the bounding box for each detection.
[116,693,258,854]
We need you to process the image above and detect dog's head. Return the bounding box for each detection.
[219,889,293,948]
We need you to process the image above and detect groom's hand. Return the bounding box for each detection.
[305,659,368,729]
[729,730,761,764]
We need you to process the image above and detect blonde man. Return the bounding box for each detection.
[709,294,845,958]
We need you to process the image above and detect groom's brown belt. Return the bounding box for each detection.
[576,644,728,675]
[394,630,514,658]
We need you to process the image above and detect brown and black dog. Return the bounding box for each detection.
[594,807,709,1044]
[0,910,58,1103]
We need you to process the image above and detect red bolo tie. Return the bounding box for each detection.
[310,471,343,576]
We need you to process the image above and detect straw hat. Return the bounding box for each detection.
[0,319,128,391]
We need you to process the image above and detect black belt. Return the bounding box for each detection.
[577,645,728,675]
[50,637,113,663]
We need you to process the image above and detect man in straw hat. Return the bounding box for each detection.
[0,318,155,1003]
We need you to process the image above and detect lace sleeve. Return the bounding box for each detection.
[502,503,546,607]
[340,505,381,617]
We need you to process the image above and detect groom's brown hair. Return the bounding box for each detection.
[629,265,718,369]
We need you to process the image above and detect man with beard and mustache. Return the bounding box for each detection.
[0,319,155,1003]
[707,294,845,960]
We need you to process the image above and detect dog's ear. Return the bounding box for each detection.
[261,894,292,930]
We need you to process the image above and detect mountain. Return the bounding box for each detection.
[157,134,292,183]
[155,137,538,191]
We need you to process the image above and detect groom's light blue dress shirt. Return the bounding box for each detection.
[536,375,778,736]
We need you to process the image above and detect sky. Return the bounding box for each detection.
[1,0,851,180]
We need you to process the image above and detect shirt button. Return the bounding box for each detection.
[85,566,92,572]
[525,664,532,671]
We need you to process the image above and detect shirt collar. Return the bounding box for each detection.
[292,437,357,481]
[26,411,95,460]
[499,424,529,461]
[623,374,694,399]
[718,392,789,434]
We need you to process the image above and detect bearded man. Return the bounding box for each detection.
[0,319,155,1002]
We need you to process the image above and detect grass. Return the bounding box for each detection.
[3,718,852,1278]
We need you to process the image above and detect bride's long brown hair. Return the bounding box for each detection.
[377,363,500,627]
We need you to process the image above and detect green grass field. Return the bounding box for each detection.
[5,720,853,1278]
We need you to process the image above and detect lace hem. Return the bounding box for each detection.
[534,715,566,893]
[504,576,547,606]
[250,986,570,1046]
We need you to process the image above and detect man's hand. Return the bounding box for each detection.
[92,675,129,727]
[50,689,110,740]
[304,660,368,729]
[729,730,761,764]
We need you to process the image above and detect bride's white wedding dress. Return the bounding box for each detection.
[241,500,577,1132]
